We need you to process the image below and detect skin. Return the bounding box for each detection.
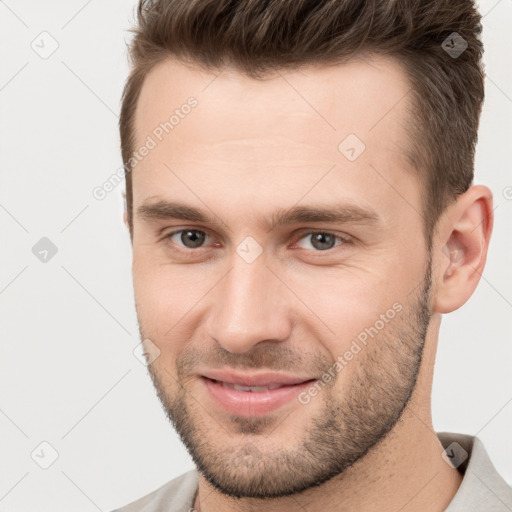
[126,55,493,511]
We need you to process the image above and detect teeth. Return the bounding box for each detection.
[221,382,282,392]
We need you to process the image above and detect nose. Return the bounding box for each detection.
[206,252,293,353]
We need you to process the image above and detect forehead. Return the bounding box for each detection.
[134,54,413,150]
[131,55,421,231]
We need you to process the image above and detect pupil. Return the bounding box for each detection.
[182,230,205,248]
[313,233,334,250]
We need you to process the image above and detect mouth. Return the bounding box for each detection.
[203,377,313,391]
[200,376,317,417]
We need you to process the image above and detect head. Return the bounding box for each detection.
[120,0,493,500]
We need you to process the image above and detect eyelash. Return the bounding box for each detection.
[163,228,352,254]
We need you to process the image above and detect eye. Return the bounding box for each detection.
[163,228,351,254]
[295,231,349,251]
[165,229,211,249]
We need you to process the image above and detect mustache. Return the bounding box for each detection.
[175,344,330,376]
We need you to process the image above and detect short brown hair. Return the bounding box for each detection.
[119,0,485,247]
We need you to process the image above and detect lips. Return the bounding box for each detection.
[214,381,283,392]
[200,368,314,388]
[199,368,317,416]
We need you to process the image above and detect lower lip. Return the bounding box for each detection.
[200,377,316,416]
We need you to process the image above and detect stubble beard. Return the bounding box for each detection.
[141,256,433,499]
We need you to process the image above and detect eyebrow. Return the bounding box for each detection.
[136,199,381,231]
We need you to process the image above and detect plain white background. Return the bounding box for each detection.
[0,1,511,510]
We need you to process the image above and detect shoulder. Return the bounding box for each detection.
[111,469,199,512]
[438,432,512,512]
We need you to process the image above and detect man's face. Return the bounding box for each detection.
[131,56,434,498]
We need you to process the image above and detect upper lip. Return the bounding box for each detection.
[200,368,316,388]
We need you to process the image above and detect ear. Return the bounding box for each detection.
[432,185,494,314]
[122,189,130,230]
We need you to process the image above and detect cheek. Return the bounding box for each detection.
[283,261,412,352]
[132,253,214,338]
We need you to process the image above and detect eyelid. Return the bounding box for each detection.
[290,229,353,249]
[164,227,353,252]
[291,227,353,241]
[164,228,214,248]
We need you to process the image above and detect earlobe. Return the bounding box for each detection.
[433,185,493,314]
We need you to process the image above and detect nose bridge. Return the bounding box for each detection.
[207,251,291,353]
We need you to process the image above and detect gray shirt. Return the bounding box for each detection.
[112,432,512,511]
